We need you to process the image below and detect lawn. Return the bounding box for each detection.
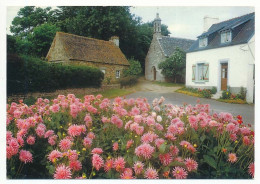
[152,81,184,87]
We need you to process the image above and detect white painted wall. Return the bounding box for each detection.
[186,42,254,103]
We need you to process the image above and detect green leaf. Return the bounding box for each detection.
[133,156,138,162]
[200,134,206,142]
[203,155,217,169]
[159,144,166,153]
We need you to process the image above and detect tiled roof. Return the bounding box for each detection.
[188,12,255,53]
[48,32,130,66]
[158,36,195,56]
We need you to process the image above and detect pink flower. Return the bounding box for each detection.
[6,131,13,142]
[226,123,239,134]
[7,138,19,156]
[156,115,162,122]
[230,133,237,141]
[141,132,158,143]
[69,160,82,171]
[44,130,55,138]
[59,138,72,151]
[48,150,62,162]
[111,115,123,128]
[83,137,92,148]
[104,159,113,172]
[68,125,85,137]
[36,123,46,137]
[113,142,119,151]
[159,153,173,166]
[67,150,78,161]
[172,167,188,179]
[84,114,92,127]
[248,162,254,178]
[131,107,140,115]
[155,138,165,149]
[188,116,198,130]
[170,145,179,156]
[48,135,58,146]
[209,120,219,127]
[50,104,60,113]
[135,143,155,159]
[185,158,198,172]
[91,148,103,155]
[126,139,134,149]
[144,167,159,179]
[120,168,135,179]
[113,157,126,172]
[228,153,237,163]
[243,136,251,145]
[19,150,33,163]
[87,132,95,139]
[14,110,22,118]
[54,164,72,179]
[92,154,104,171]
[133,161,144,175]
[26,135,35,145]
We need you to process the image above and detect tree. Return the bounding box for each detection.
[158,47,186,83]
[123,59,142,77]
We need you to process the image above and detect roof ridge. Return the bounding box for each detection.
[57,32,113,45]
[163,36,195,41]
[211,12,254,27]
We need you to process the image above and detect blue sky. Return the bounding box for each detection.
[6,6,254,39]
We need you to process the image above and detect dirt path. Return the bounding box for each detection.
[129,78,182,93]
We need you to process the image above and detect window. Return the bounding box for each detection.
[221,30,232,43]
[199,37,208,47]
[192,63,209,82]
[116,70,120,78]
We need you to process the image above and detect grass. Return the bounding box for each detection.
[152,81,184,87]
[217,99,247,104]
[176,89,203,98]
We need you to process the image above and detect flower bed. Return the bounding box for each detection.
[176,87,216,99]
[7,94,254,179]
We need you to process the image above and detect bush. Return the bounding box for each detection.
[123,59,142,77]
[6,95,254,179]
[201,89,212,98]
[119,76,138,88]
[221,91,231,99]
[238,87,247,100]
[7,54,104,95]
[210,87,217,94]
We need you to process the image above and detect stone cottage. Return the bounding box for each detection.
[46,32,130,83]
[145,13,195,82]
[186,12,255,103]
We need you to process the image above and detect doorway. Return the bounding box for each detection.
[221,63,228,90]
[153,66,156,81]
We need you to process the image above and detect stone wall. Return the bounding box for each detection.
[145,36,166,82]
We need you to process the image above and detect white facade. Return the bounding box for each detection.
[186,36,255,103]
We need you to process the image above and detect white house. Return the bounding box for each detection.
[186,12,255,103]
[145,13,194,82]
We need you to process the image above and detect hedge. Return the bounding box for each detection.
[7,54,104,95]
[119,76,138,88]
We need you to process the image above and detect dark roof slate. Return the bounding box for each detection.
[188,12,255,53]
[158,37,195,57]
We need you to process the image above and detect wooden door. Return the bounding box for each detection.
[221,63,228,90]
[153,67,156,81]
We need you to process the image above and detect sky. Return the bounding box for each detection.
[6,6,254,40]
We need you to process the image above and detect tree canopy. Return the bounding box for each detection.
[158,47,186,83]
[7,6,170,71]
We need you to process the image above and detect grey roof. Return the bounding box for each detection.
[188,12,255,53]
[158,36,195,57]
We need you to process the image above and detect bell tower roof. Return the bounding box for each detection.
[153,13,162,37]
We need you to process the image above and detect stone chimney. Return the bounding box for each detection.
[203,16,219,32]
[109,36,119,47]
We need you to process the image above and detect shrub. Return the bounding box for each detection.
[7,54,104,95]
[221,91,231,99]
[119,76,138,88]
[201,89,212,98]
[210,87,217,94]
[123,59,142,77]
[238,87,247,100]
[6,95,254,179]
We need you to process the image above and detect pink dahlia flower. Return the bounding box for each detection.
[135,143,155,159]
[104,159,113,172]
[48,150,62,162]
[126,139,134,149]
[159,153,173,166]
[228,153,237,163]
[92,154,104,171]
[144,167,159,179]
[113,142,119,151]
[133,161,144,175]
[69,160,82,171]
[113,157,126,172]
[59,138,72,151]
[26,135,35,145]
[172,166,188,179]
[91,148,103,155]
[248,162,254,178]
[19,150,33,164]
[54,164,72,179]
[185,158,198,172]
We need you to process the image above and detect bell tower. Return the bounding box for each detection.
[153,13,162,38]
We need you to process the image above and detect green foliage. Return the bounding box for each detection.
[123,59,142,77]
[158,47,186,83]
[9,6,171,72]
[238,87,247,100]
[7,55,104,95]
[210,87,217,94]
[119,76,138,88]
[180,87,212,98]
[221,91,231,99]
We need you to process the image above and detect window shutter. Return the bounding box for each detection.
[204,63,209,81]
[192,65,196,81]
